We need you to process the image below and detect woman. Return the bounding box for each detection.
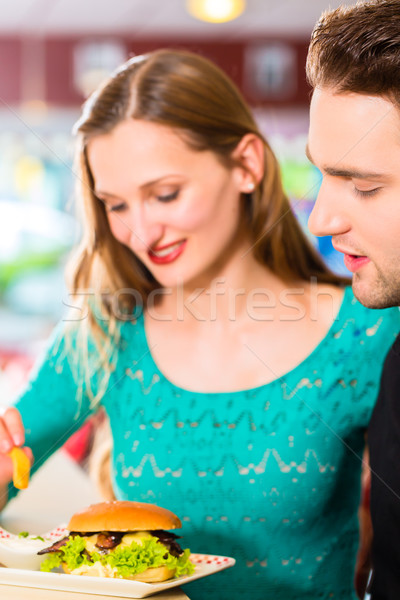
[0,50,398,599]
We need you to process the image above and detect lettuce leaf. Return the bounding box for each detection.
[40,535,93,572]
[40,534,195,578]
[40,552,64,572]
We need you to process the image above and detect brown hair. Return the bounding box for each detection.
[71,48,344,327]
[306,0,400,106]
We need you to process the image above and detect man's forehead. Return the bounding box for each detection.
[308,89,400,176]
[310,87,400,134]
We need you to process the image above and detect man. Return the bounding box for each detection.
[305,1,400,598]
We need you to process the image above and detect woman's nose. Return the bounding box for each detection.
[308,179,351,238]
[127,205,164,253]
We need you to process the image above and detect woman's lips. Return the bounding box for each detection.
[343,254,371,273]
[148,240,187,264]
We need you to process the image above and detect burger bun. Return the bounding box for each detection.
[62,561,176,582]
[68,501,182,533]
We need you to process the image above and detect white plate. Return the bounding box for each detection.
[0,554,235,598]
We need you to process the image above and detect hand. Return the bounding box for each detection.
[0,407,33,489]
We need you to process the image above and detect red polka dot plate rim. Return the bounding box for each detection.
[43,524,68,540]
[0,527,11,540]
[190,553,235,567]
[0,524,67,540]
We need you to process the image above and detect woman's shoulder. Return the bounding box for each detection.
[118,311,145,342]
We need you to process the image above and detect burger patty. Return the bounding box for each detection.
[151,530,183,557]
[95,532,125,550]
[38,530,183,557]
[37,536,70,554]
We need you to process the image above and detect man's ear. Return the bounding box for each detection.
[232,133,265,192]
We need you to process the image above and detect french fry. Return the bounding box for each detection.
[7,447,30,490]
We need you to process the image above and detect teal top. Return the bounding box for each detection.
[12,287,400,599]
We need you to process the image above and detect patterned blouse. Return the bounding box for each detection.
[11,286,400,599]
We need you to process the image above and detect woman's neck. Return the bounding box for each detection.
[148,250,295,325]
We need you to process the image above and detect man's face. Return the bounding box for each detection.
[307,88,400,308]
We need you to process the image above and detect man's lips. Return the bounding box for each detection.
[343,254,371,273]
[332,244,371,273]
[148,240,187,264]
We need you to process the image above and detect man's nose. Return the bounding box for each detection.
[308,179,351,238]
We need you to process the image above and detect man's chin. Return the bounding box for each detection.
[352,278,400,309]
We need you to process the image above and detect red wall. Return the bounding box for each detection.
[0,36,311,108]
[0,38,22,103]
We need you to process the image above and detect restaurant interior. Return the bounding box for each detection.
[0,1,360,595]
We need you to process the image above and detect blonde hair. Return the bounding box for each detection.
[67,49,346,394]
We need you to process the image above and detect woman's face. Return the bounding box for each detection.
[87,119,252,289]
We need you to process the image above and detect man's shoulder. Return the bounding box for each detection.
[391,332,400,356]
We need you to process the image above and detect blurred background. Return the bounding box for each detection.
[0,0,356,425]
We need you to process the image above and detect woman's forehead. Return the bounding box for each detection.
[87,120,225,195]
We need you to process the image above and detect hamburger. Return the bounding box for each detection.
[38,501,194,582]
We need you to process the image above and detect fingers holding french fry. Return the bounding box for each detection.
[0,406,25,449]
[0,407,33,489]
[7,447,31,489]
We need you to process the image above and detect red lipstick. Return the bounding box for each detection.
[148,240,187,265]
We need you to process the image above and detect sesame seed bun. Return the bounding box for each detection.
[67,501,182,533]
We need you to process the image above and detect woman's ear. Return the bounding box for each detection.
[232,133,265,192]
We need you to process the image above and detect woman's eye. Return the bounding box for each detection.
[156,190,179,203]
[108,202,127,213]
[353,187,381,198]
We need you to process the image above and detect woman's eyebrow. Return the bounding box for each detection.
[95,175,183,200]
[94,190,123,201]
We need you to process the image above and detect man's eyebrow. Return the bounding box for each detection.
[323,167,390,180]
[304,143,390,181]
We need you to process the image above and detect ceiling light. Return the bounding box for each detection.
[186,0,246,23]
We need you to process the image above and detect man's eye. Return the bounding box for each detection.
[353,187,381,198]
[156,190,179,203]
